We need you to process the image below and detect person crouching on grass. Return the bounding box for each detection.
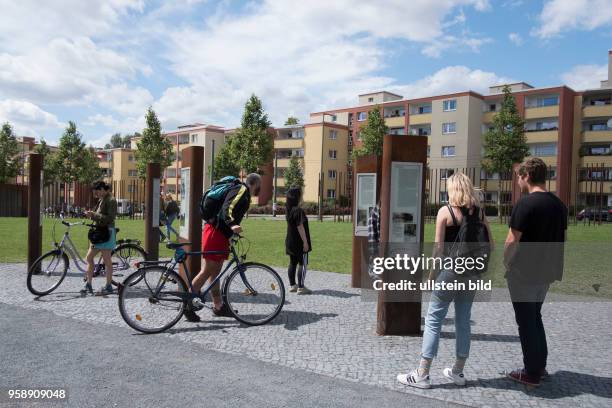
[397,172,493,389]
[285,186,312,294]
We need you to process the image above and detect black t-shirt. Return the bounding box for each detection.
[285,207,312,256]
[508,192,568,283]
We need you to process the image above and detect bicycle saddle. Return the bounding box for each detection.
[166,242,191,249]
[115,228,120,233]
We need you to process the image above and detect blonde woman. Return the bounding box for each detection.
[397,172,493,389]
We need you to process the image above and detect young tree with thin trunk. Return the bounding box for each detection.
[353,105,387,157]
[0,122,21,184]
[482,84,530,221]
[231,94,273,175]
[284,155,304,189]
[135,107,174,179]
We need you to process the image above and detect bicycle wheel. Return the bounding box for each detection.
[27,250,69,296]
[109,243,147,285]
[222,262,285,326]
[118,266,187,334]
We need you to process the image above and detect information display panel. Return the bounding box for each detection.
[354,173,377,237]
[179,168,190,238]
[388,162,422,243]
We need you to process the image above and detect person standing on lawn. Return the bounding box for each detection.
[504,157,567,387]
[164,193,180,242]
[183,173,262,322]
[285,186,312,294]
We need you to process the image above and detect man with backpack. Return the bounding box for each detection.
[504,158,567,387]
[183,172,262,322]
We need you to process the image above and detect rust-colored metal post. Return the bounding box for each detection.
[180,147,204,278]
[145,163,161,260]
[27,154,43,271]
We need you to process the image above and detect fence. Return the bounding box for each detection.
[573,163,612,226]
[0,184,28,217]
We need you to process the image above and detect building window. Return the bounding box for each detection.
[368,97,374,103]
[417,105,432,114]
[484,192,498,203]
[331,115,337,122]
[441,146,456,157]
[329,130,337,140]
[128,154,134,162]
[439,191,448,203]
[178,134,189,144]
[128,170,138,177]
[276,168,286,178]
[127,185,135,193]
[357,112,367,121]
[440,169,455,180]
[328,169,337,179]
[356,131,362,141]
[489,104,497,112]
[547,167,557,180]
[529,143,557,157]
[166,185,176,194]
[443,100,457,112]
[191,134,198,143]
[327,189,336,199]
[177,151,183,161]
[540,96,559,107]
[442,122,456,134]
[533,120,558,131]
[329,150,337,159]
[166,168,177,178]
[103,168,112,177]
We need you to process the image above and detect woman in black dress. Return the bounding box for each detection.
[285,187,312,294]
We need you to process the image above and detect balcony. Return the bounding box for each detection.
[409,113,432,125]
[583,104,612,118]
[274,138,304,149]
[385,116,405,127]
[524,106,559,119]
[524,129,558,143]
[583,130,612,143]
[482,111,496,123]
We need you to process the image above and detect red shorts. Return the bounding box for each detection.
[202,223,229,262]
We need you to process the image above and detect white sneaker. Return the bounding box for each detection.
[297,287,312,295]
[289,285,298,293]
[397,370,431,389]
[443,368,466,386]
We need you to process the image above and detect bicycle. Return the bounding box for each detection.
[27,215,147,296]
[118,235,285,334]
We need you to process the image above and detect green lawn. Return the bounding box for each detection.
[1,217,611,298]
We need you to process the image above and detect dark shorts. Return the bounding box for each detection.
[202,223,229,262]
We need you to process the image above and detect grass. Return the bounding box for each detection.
[1,217,611,298]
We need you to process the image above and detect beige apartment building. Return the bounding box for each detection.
[97,148,139,200]
[272,122,349,203]
[308,50,612,208]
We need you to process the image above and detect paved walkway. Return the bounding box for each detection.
[1,263,611,408]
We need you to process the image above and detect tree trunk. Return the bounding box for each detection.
[497,177,502,224]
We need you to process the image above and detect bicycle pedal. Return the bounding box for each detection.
[191,298,205,311]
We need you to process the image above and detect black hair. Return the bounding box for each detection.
[285,186,302,216]
[92,181,110,191]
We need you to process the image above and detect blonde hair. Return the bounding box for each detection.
[447,172,481,208]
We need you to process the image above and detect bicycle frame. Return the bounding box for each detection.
[148,241,255,303]
[55,230,91,273]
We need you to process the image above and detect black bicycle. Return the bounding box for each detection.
[27,216,147,296]
[118,235,285,334]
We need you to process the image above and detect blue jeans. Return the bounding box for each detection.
[165,213,179,239]
[422,270,476,360]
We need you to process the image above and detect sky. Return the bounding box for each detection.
[0,0,611,146]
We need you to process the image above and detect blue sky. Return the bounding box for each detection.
[0,0,611,146]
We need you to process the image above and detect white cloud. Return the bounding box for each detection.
[0,0,144,52]
[509,32,523,45]
[560,64,608,90]
[533,0,612,39]
[0,99,63,138]
[158,0,493,127]
[392,66,514,99]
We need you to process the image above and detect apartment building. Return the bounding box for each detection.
[271,122,349,203]
[130,123,227,196]
[97,148,139,200]
[308,50,612,208]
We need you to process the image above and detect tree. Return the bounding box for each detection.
[54,121,103,205]
[212,136,240,179]
[34,139,59,186]
[353,105,387,157]
[231,94,273,174]
[134,107,174,179]
[79,146,105,185]
[482,84,530,220]
[284,116,299,125]
[284,156,304,189]
[0,122,21,183]
[110,133,123,148]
